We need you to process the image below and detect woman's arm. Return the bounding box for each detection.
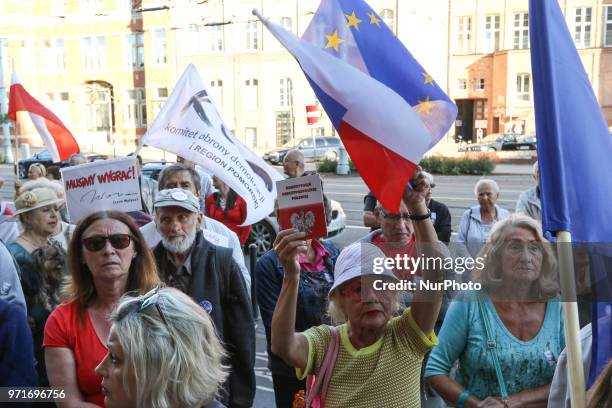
[45,347,100,408]
[270,229,309,370]
[402,186,444,334]
[507,385,551,408]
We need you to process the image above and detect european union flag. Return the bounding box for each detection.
[257,0,456,212]
[530,0,612,386]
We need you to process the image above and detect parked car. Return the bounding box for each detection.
[263,136,343,164]
[458,133,519,152]
[16,150,108,178]
[141,160,346,257]
[512,135,537,150]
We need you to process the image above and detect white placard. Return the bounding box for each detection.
[60,157,142,224]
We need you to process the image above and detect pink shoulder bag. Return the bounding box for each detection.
[303,326,340,408]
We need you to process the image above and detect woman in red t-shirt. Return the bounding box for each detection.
[206,176,252,246]
[44,211,159,407]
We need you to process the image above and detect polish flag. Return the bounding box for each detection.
[8,72,80,163]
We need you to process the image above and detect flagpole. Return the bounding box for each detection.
[557,231,586,408]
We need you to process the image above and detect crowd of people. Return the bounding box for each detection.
[0,150,610,408]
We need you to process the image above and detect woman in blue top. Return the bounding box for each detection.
[426,215,563,407]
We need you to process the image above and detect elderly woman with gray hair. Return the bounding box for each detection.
[95,287,227,408]
[456,179,510,258]
[426,215,563,407]
[270,186,446,407]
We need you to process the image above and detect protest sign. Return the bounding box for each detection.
[276,173,327,239]
[61,157,142,223]
[141,64,283,225]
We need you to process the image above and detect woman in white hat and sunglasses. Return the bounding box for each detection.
[271,185,447,408]
[44,210,160,406]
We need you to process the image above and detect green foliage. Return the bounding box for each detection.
[419,155,495,175]
[0,113,7,124]
[316,158,359,174]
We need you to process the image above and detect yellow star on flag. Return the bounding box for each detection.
[417,96,434,114]
[325,30,345,52]
[345,11,362,30]
[367,12,381,27]
[422,72,435,86]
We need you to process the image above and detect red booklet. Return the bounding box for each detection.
[276,174,327,239]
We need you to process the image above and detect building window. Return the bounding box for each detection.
[457,78,467,90]
[574,7,592,48]
[279,78,293,107]
[457,16,472,54]
[82,36,107,71]
[152,87,167,118]
[209,80,223,107]
[311,127,325,137]
[152,29,167,64]
[245,22,258,51]
[516,73,530,101]
[43,39,65,72]
[245,127,257,148]
[243,79,258,110]
[280,17,292,32]
[125,88,147,128]
[605,7,612,47]
[380,9,395,31]
[484,15,500,52]
[46,91,71,123]
[473,78,485,91]
[126,33,144,70]
[208,25,223,52]
[513,12,529,49]
[276,111,292,145]
[81,0,102,14]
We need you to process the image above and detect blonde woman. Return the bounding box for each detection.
[95,287,227,408]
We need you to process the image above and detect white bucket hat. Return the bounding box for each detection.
[329,242,399,295]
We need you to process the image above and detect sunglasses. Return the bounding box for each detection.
[82,234,133,252]
[116,287,169,328]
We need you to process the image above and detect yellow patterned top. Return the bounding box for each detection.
[296,308,437,408]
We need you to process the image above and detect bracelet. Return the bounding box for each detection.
[456,389,471,408]
[409,209,431,221]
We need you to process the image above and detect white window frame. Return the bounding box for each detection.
[280,17,292,32]
[152,87,168,118]
[81,0,102,14]
[605,6,612,47]
[209,80,223,107]
[243,78,259,110]
[124,88,147,128]
[245,22,258,51]
[513,12,529,50]
[473,78,485,92]
[43,38,66,72]
[483,15,500,52]
[516,73,530,101]
[82,36,107,71]
[152,29,167,65]
[51,0,65,16]
[457,16,472,54]
[279,77,292,107]
[125,33,144,70]
[208,25,223,52]
[457,78,467,90]
[574,7,592,48]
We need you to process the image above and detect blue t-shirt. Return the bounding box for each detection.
[425,292,564,400]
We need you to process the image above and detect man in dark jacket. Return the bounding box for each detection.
[152,188,255,408]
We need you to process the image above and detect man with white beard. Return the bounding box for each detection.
[152,188,255,408]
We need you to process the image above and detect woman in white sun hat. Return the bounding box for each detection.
[270,185,447,408]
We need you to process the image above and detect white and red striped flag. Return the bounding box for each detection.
[8,72,80,162]
[306,104,322,125]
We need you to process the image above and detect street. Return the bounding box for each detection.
[0,165,533,408]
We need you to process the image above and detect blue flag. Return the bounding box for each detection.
[530,0,612,385]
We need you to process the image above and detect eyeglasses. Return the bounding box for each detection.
[82,234,133,252]
[380,209,411,221]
